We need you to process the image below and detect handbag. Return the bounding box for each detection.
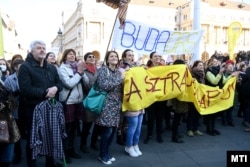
[8,114,21,143]
[0,120,9,143]
[83,83,107,114]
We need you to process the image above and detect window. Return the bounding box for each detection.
[183,14,187,21]
[88,22,101,44]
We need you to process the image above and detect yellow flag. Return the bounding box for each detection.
[228,22,242,60]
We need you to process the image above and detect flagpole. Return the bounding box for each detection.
[191,0,201,63]
[106,11,119,53]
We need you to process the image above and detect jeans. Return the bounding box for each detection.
[126,114,143,147]
[99,126,116,161]
[0,143,14,162]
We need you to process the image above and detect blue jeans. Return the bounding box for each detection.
[126,114,143,147]
[0,143,14,162]
[99,126,116,162]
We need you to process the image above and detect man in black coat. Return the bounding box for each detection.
[18,40,63,167]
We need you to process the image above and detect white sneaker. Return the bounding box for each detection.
[109,157,116,162]
[125,146,139,157]
[98,157,112,165]
[133,145,142,156]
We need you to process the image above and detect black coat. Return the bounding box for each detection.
[238,67,250,99]
[18,53,63,108]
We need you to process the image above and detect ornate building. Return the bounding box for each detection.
[51,0,250,62]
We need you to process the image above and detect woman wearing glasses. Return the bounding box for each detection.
[80,52,102,153]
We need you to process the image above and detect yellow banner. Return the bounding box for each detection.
[228,22,242,60]
[122,65,236,115]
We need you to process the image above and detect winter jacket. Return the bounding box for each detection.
[95,66,123,127]
[58,63,89,104]
[18,53,63,107]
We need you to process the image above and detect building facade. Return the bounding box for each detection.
[51,0,250,62]
[0,11,26,60]
[176,0,250,61]
[51,0,178,61]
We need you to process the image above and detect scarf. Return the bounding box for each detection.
[66,61,78,74]
[85,64,96,74]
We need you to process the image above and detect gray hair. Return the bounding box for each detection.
[30,40,46,51]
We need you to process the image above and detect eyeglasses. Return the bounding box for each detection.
[88,56,95,58]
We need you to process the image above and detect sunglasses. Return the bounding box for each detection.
[88,56,95,58]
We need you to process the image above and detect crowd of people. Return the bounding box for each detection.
[0,40,249,167]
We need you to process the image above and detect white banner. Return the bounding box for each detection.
[112,19,204,55]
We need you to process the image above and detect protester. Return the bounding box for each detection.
[80,52,101,153]
[238,67,250,132]
[120,49,144,157]
[4,59,24,164]
[45,52,58,67]
[10,54,23,74]
[171,59,188,143]
[95,51,124,165]
[18,40,63,167]
[204,57,225,136]
[144,52,166,144]
[58,48,88,164]
[187,60,205,137]
[0,80,20,167]
[221,60,236,127]
[0,58,10,81]
[236,62,248,119]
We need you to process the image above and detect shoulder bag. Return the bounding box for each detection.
[61,89,72,110]
[83,67,109,114]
